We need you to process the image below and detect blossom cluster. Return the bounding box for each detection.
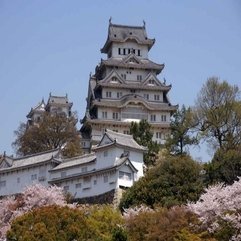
[0,184,67,240]
[188,178,241,240]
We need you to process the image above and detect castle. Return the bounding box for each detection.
[0,21,176,203]
[80,20,177,152]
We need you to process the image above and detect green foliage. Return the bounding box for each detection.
[12,112,82,157]
[86,205,124,241]
[111,227,128,241]
[119,154,204,209]
[194,77,241,151]
[165,105,198,155]
[125,207,213,241]
[130,119,160,166]
[204,147,241,185]
[7,205,88,241]
[7,205,124,241]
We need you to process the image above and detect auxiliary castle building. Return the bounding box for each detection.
[81,20,177,152]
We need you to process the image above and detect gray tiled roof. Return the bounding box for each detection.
[101,23,155,53]
[50,153,96,171]
[0,149,60,172]
[100,129,147,151]
[100,58,164,73]
[91,94,178,111]
[26,99,46,118]
[50,155,137,183]
[47,94,73,106]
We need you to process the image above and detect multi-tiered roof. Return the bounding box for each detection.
[81,21,177,150]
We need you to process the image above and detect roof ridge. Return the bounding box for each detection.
[61,152,96,162]
[14,148,59,160]
[110,23,144,29]
[106,129,132,138]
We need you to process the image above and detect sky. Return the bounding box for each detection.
[0,1,240,162]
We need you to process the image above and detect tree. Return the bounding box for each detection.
[119,154,204,209]
[194,77,241,151]
[124,206,214,241]
[188,178,241,241]
[165,105,198,155]
[204,146,241,185]
[12,112,82,157]
[0,184,68,240]
[7,205,125,241]
[130,120,160,166]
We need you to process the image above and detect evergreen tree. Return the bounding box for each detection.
[165,105,198,155]
[130,119,160,166]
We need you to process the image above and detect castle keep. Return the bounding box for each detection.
[81,20,177,152]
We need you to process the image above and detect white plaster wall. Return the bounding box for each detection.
[0,163,52,196]
[56,171,118,199]
[50,162,96,180]
[95,147,118,169]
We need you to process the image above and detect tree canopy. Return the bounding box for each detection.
[119,154,204,209]
[12,112,82,157]
[7,205,125,241]
[165,105,198,155]
[194,77,241,151]
[130,119,160,166]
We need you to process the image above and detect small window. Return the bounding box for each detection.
[121,74,126,80]
[154,95,160,101]
[81,167,87,173]
[94,180,97,185]
[113,112,119,120]
[118,48,121,55]
[137,75,142,81]
[123,130,130,135]
[151,114,156,122]
[75,183,82,188]
[117,92,122,98]
[144,93,149,100]
[119,171,132,180]
[102,111,107,119]
[148,79,155,85]
[156,132,162,139]
[104,175,108,183]
[63,186,69,191]
[111,77,118,82]
[130,89,136,93]
[137,49,141,56]
[106,91,112,98]
[161,115,167,122]
[31,174,37,180]
[17,177,20,183]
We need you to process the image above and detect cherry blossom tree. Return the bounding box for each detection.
[188,178,241,240]
[0,184,68,240]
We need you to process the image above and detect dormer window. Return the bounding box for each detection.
[111,77,118,83]
[148,79,155,85]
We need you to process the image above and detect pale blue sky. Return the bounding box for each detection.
[0,1,240,161]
